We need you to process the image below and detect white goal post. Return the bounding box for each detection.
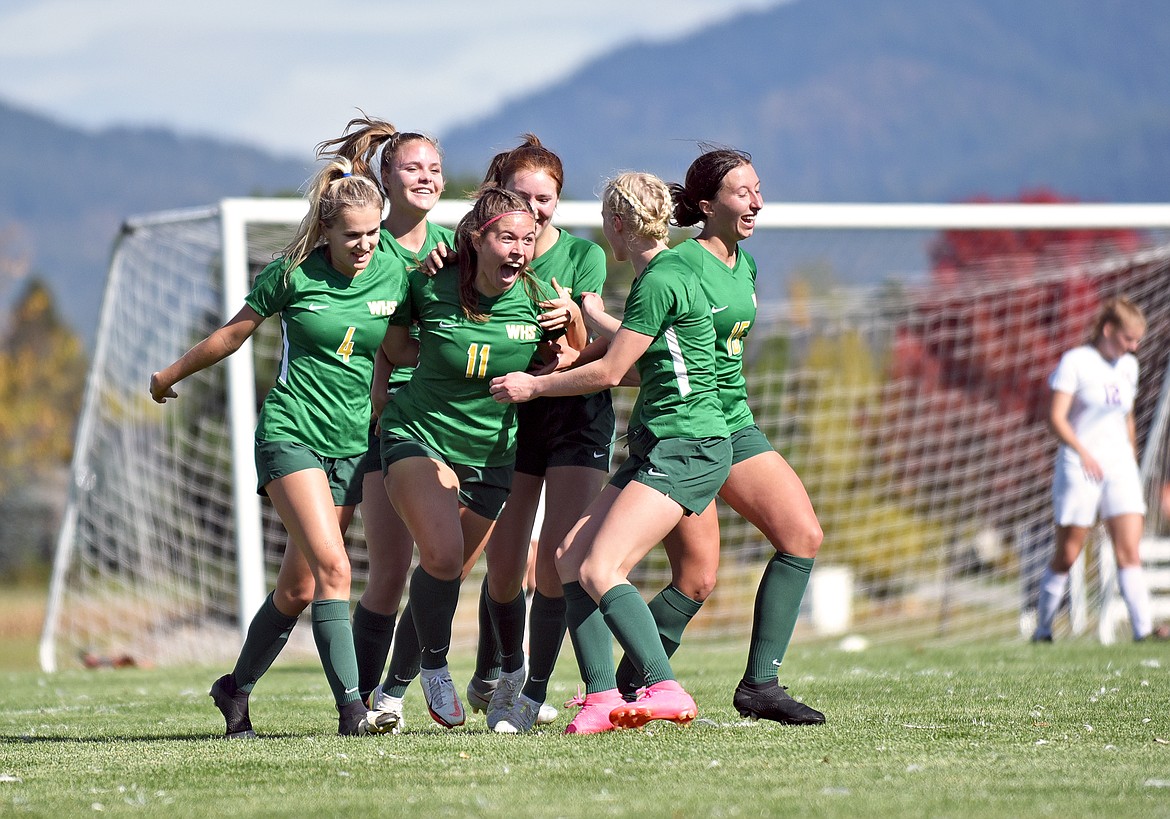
[40,199,1170,671]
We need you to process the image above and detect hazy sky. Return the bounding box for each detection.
[0,0,785,159]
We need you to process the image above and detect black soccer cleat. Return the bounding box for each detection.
[209,673,257,739]
[337,700,368,736]
[733,679,825,725]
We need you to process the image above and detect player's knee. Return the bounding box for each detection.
[675,574,716,603]
[487,573,525,604]
[420,553,463,582]
[776,519,823,560]
[275,583,314,612]
[577,560,619,600]
[315,551,351,592]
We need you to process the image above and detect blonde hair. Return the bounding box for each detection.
[316,113,442,199]
[280,156,383,280]
[602,172,673,241]
[453,186,539,322]
[1089,295,1146,344]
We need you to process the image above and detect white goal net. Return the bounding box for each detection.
[40,199,1170,671]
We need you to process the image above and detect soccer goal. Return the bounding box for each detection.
[39,199,1170,671]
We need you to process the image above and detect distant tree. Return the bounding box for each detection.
[929,188,1143,286]
[0,278,88,492]
[874,189,1152,536]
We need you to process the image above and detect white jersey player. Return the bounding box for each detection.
[1033,296,1165,642]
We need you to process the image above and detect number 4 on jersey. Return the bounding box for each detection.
[336,326,356,362]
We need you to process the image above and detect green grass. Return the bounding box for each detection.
[2,640,1169,817]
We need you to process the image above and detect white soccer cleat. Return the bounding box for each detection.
[421,667,465,728]
[362,684,405,735]
[535,702,558,725]
[493,693,545,734]
[486,668,525,731]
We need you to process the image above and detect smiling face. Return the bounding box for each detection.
[703,163,763,244]
[385,139,444,217]
[322,203,383,277]
[506,169,559,240]
[472,212,537,296]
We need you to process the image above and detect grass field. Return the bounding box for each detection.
[2,632,1169,817]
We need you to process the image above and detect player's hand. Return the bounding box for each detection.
[579,292,609,331]
[534,341,580,374]
[490,372,538,403]
[538,278,577,334]
[418,242,450,277]
[1080,453,1104,482]
[149,372,177,404]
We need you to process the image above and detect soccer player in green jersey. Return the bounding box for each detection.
[149,156,400,737]
[491,172,732,734]
[614,148,826,725]
[466,135,613,733]
[377,186,573,728]
[318,116,456,733]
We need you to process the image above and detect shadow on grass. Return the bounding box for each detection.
[0,731,305,744]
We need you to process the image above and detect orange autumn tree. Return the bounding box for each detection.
[872,190,1145,543]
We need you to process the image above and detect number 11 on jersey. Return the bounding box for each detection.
[466,343,491,378]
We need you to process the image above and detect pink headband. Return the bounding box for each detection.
[480,210,529,231]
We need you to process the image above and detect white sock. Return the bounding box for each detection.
[1118,566,1153,639]
[1034,568,1069,638]
[371,687,403,710]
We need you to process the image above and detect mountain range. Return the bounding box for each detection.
[1,0,1166,341]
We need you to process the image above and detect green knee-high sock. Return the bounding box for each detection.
[615,585,702,696]
[473,577,502,681]
[521,591,566,703]
[409,567,461,670]
[563,581,616,694]
[486,589,527,674]
[382,601,420,697]
[352,601,396,702]
[311,599,361,706]
[600,584,675,687]
[744,553,815,683]
[232,591,299,693]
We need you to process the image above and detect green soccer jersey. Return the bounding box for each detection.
[674,238,758,433]
[530,229,606,304]
[380,268,554,467]
[247,247,406,458]
[619,246,728,441]
[379,222,456,388]
[528,229,609,401]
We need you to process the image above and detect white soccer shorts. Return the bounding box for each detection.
[1052,456,1146,527]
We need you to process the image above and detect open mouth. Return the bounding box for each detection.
[499,260,523,281]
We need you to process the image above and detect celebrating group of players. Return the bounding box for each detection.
[149,116,826,738]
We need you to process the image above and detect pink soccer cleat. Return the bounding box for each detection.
[608,680,697,729]
[563,688,626,735]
